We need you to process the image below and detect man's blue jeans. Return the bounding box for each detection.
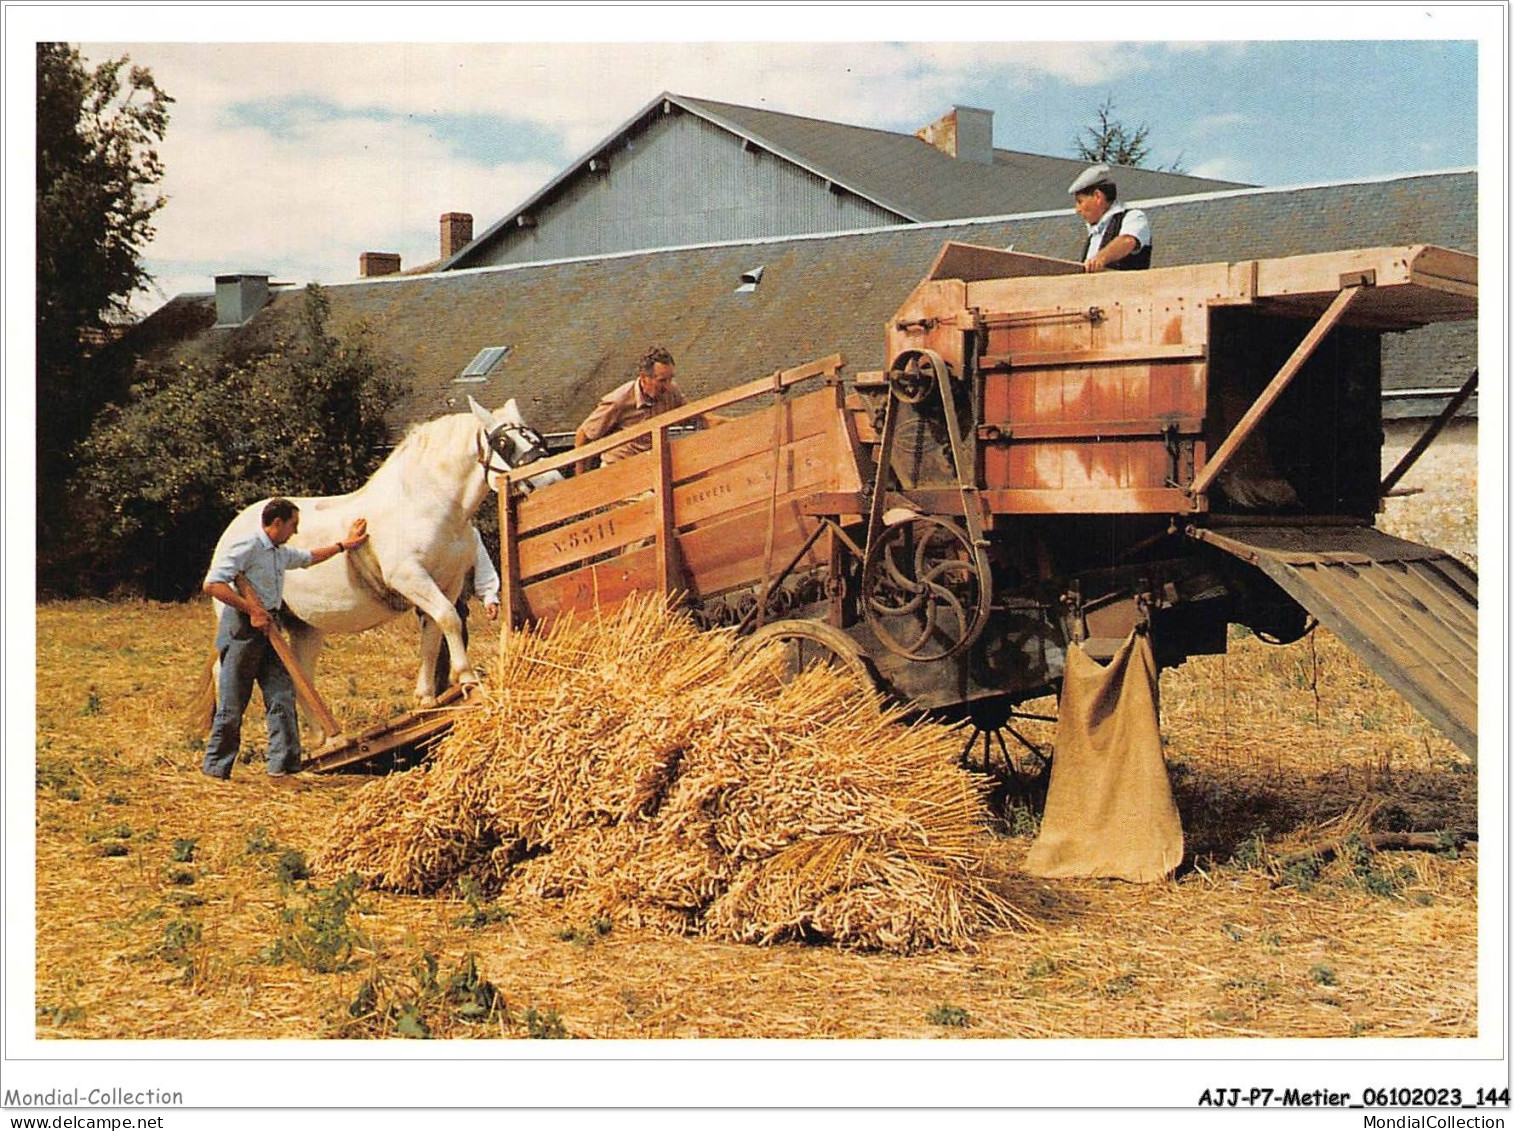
[202,610,302,778]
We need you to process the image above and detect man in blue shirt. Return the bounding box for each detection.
[201,497,368,782]
[1069,164,1153,272]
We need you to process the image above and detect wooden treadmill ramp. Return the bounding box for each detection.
[305,684,471,773]
[1191,525,1477,759]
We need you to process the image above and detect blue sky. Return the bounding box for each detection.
[16,6,1495,314]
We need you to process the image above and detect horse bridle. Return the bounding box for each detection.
[476,419,550,477]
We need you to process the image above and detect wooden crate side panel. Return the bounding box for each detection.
[675,496,827,596]
[669,387,836,479]
[517,497,655,580]
[986,438,1174,492]
[967,262,1238,314]
[885,279,969,372]
[516,387,838,535]
[978,294,1208,497]
[675,430,837,536]
[515,429,839,582]
[515,448,655,536]
[518,496,825,623]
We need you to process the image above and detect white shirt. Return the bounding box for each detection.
[1083,204,1151,262]
[471,528,500,606]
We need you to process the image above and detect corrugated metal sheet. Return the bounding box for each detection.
[482,110,903,267]
[1191,525,1477,758]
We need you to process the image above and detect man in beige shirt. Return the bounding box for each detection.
[574,346,719,471]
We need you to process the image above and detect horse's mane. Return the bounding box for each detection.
[372,410,478,479]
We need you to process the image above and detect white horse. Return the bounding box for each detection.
[191,397,561,737]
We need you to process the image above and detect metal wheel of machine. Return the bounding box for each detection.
[735,619,879,695]
[956,695,1058,816]
[862,515,992,661]
[887,349,947,405]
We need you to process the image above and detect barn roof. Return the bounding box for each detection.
[445,91,1250,270]
[128,169,1476,440]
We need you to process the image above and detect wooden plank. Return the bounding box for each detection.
[756,387,791,623]
[966,261,1238,317]
[1191,282,1363,498]
[1407,272,1478,300]
[1251,246,1416,300]
[980,341,1205,370]
[677,431,837,531]
[678,497,826,597]
[1410,245,1477,287]
[925,242,1083,283]
[516,431,840,582]
[506,353,844,483]
[652,425,680,596]
[669,387,834,481]
[984,438,1181,494]
[305,687,470,774]
[519,494,828,623]
[832,402,869,494]
[1062,368,1093,422]
[519,497,654,580]
[516,448,656,536]
[515,387,836,535]
[799,491,865,516]
[980,487,1199,514]
[498,490,523,646]
[980,417,1203,441]
[1152,360,1206,418]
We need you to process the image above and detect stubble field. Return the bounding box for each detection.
[31,438,1480,1040]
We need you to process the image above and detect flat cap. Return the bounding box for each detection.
[1068,163,1114,195]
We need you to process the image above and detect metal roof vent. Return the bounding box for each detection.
[213,273,273,327]
[735,265,765,294]
[455,345,510,382]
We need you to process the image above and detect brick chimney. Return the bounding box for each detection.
[359,252,402,277]
[915,106,994,164]
[441,212,474,259]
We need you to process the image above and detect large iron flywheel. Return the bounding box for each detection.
[861,514,991,661]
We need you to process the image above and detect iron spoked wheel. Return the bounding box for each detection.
[862,515,991,662]
[957,695,1057,815]
[735,619,878,696]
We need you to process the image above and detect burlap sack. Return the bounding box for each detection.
[1023,630,1183,883]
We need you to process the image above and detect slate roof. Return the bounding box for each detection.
[447,92,1249,269]
[677,94,1250,220]
[129,169,1476,440]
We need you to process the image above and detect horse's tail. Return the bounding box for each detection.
[185,650,218,736]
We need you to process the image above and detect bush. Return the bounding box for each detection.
[70,285,409,598]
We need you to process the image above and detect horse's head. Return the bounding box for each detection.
[469,396,551,492]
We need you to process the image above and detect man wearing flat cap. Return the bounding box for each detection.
[1069,164,1152,272]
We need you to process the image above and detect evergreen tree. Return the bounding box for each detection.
[1073,95,1187,173]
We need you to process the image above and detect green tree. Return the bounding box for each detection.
[1073,95,1187,173]
[37,43,173,557]
[72,286,409,598]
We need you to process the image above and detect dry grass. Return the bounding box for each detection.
[31,454,1478,1040]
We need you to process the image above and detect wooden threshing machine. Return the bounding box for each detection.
[497,243,1478,761]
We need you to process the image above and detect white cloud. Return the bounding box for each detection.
[1193,112,1248,133]
[1188,156,1252,182]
